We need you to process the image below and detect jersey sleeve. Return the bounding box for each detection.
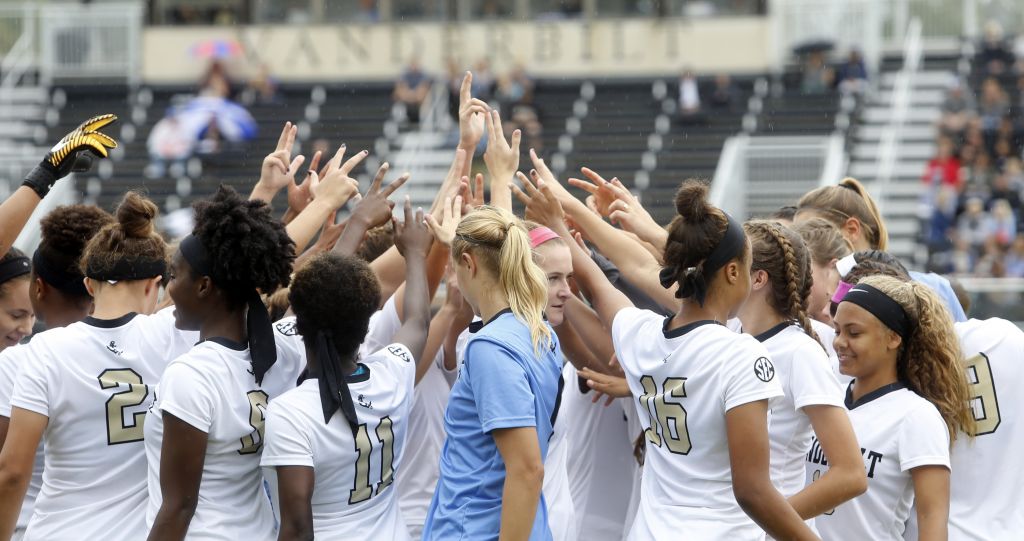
[898,401,951,471]
[261,399,314,468]
[465,338,536,433]
[723,338,784,412]
[157,361,216,433]
[361,294,401,356]
[790,344,844,410]
[610,307,656,374]
[0,346,26,417]
[10,343,53,417]
[272,316,307,389]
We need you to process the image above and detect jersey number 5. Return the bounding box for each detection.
[239,390,270,454]
[350,416,396,505]
[964,353,1000,435]
[639,375,692,455]
[98,369,149,445]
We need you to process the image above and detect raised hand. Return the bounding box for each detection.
[483,110,521,202]
[568,167,619,218]
[349,163,411,230]
[458,72,490,152]
[254,122,305,202]
[307,148,368,210]
[459,174,485,211]
[511,171,566,230]
[23,113,119,198]
[394,196,433,260]
[425,194,464,247]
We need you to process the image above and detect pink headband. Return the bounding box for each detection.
[831,280,855,304]
[529,226,560,248]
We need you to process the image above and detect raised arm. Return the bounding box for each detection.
[483,110,520,211]
[389,198,432,365]
[332,163,409,257]
[2,114,118,258]
[249,122,304,205]
[284,149,366,253]
[571,172,668,253]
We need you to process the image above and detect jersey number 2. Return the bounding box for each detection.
[98,369,149,445]
[350,416,396,504]
[639,375,692,455]
[239,390,270,454]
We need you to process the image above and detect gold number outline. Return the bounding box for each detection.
[97,368,149,445]
[964,353,1001,436]
[638,375,692,455]
[349,416,397,505]
[238,390,270,454]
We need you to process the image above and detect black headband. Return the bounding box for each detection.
[180,233,278,384]
[659,212,746,306]
[839,283,912,339]
[32,248,89,297]
[315,331,359,435]
[0,256,31,285]
[85,257,166,282]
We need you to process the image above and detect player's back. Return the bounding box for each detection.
[950,318,1024,540]
[610,307,782,540]
[262,343,416,539]
[11,312,188,541]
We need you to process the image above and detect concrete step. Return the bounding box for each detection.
[854,124,935,141]
[852,143,936,160]
[860,107,940,124]
[869,89,945,107]
[879,71,955,88]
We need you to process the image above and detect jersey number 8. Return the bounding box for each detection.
[639,375,692,455]
[98,368,149,445]
[239,390,270,454]
[964,353,1000,436]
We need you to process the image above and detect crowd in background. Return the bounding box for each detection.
[923,22,1024,279]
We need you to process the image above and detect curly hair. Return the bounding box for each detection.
[797,177,888,250]
[355,222,395,263]
[191,186,295,305]
[791,217,853,268]
[858,275,976,442]
[744,220,821,347]
[451,205,551,353]
[37,204,114,298]
[289,252,381,358]
[845,257,912,284]
[663,180,746,300]
[79,192,167,279]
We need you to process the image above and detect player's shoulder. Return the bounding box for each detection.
[267,379,319,417]
[273,316,300,337]
[956,317,1023,342]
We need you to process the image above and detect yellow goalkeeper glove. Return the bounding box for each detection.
[23,114,119,198]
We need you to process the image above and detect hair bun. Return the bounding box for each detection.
[115,192,158,239]
[673,180,711,222]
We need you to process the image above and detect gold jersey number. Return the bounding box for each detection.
[97,368,149,445]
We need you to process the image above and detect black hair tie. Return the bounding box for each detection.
[315,331,359,436]
[247,291,277,386]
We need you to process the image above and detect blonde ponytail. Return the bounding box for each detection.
[797,177,888,251]
[453,206,553,353]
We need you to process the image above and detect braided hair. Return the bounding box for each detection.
[744,220,821,348]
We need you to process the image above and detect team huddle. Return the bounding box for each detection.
[0,73,1019,541]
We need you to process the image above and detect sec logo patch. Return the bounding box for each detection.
[754,357,775,382]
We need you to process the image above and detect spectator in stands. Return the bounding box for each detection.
[978,77,1009,135]
[801,51,834,94]
[957,197,994,252]
[471,58,496,101]
[708,74,736,110]
[975,236,1006,277]
[146,116,194,179]
[989,198,1017,245]
[393,59,432,125]
[836,49,869,95]
[938,79,974,137]
[976,21,1015,76]
[242,64,280,105]
[199,60,233,99]
[495,64,535,111]
[677,69,704,124]
[988,171,1022,214]
[1004,234,1024,277]
[922,136,962,190]
[446,58,464,122]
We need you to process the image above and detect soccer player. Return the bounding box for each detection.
[0,249,34,353]
[813,276,975,540]
[736,221,865,533]
[522,176,817,540]
[949,316,1024,539]
[791,217,852,326]
[260,199,432,540]
[145,187,298,540]
[0,192,184,540]
[0,205,114,540]
[422,206,562,540]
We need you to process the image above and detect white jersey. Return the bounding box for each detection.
[810,319,851,389]
[10,310,195,541]
[611,307,784,541]
[144,330,305,540]
[950,318,1024,540]
[542,363,577,541]
[0,343,45,532]
[757,323,843,497]
[811,385,950,541]
[621,398,643,540]
[261,344,415,539]
[561,364,635,541]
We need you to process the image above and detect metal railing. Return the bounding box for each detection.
[873,16,922,203]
